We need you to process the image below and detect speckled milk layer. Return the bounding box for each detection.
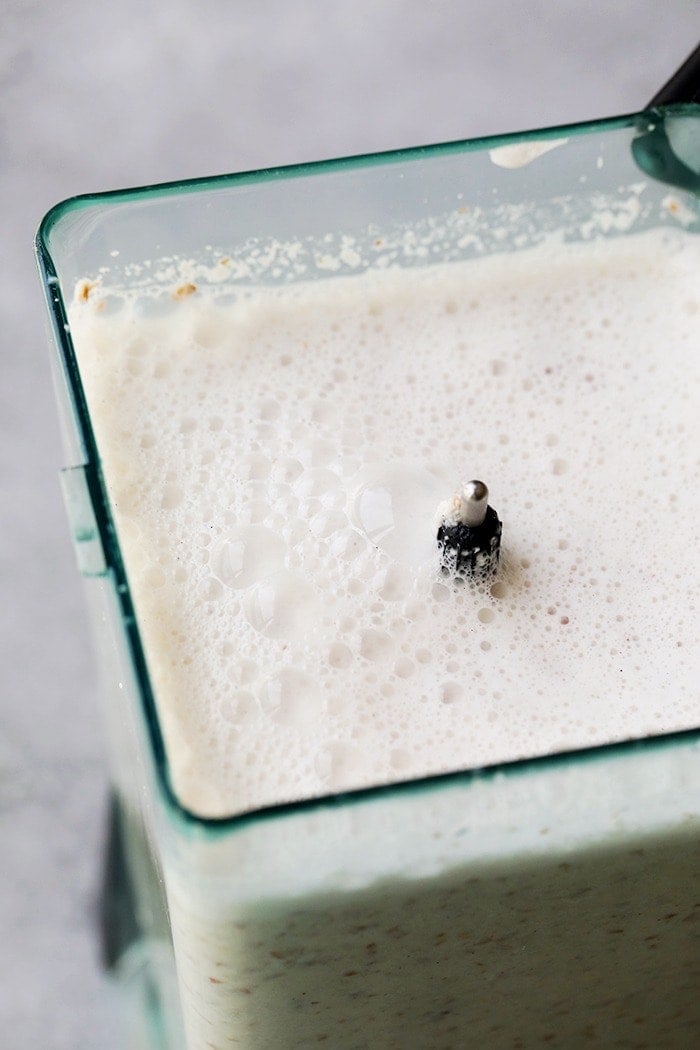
[68,228,699,818]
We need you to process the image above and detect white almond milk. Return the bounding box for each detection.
[68,226,700,1049]
[69,229,699,820]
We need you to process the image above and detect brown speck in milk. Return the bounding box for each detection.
[172,282,197,300]
[75,279,98,303]
[208,976,224,984]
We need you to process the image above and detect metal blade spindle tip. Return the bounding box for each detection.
[458,480,489,527]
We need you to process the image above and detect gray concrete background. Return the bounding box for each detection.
[2,3,698,1047]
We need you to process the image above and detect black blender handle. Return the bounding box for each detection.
[648,42,700,107]
[633,41,700,195]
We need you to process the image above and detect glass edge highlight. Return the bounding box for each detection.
[37,106,698,252]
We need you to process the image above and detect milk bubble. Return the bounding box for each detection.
[329,528,370,562]
[211,525,285,589]
[329,642,354,669]
[244,571,321,642]
[377,564,412,602]
[310,509,347,538]
[261,668,325,728]
[238,452,270,481]
[293,468,344,506]
[315,741,365,789]
[218,690,259,727]
[351,463,450,565]
[360,629,395,663]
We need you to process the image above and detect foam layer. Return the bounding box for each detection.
[68,229,700,817]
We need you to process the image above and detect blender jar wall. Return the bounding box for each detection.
[37,107,700,1048]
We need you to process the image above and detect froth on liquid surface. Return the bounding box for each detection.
[69,230,700,818]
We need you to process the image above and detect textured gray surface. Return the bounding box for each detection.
[2,3,698,1047]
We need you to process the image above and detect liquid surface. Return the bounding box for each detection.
[69,230,700,817]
